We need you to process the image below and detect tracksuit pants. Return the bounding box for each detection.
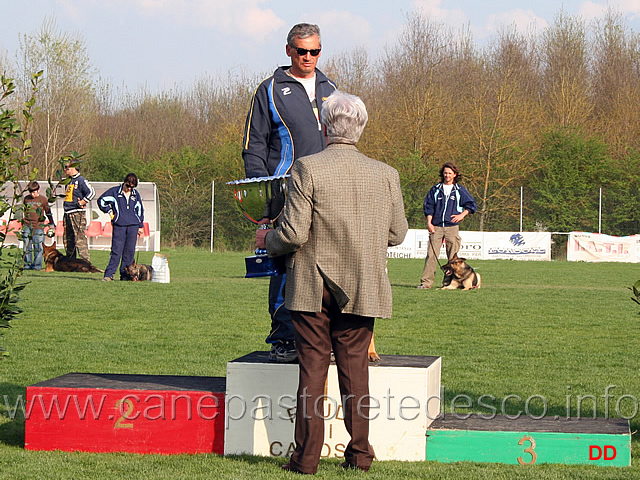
[104,224,138,279]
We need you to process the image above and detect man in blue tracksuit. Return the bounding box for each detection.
[242,23,337,362]
[418,162,477,289]
[98,173,144,281]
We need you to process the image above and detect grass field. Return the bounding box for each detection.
[1,249,639,479]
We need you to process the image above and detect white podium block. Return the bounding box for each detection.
[224,352,441,461]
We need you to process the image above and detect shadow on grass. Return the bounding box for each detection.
[22,271,104,282]
[392,283,422,289]
[392,283,445,289]
[226,453,289,472]
[228,453,350,476]
[391,283,476,290]
[227,454,283,465]
[0,383,26,448]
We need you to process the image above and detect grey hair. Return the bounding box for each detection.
[320,90,368,145]
[287,23,321,46]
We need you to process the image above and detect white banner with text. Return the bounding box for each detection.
[387,230,551,261]
[567,232,640,263]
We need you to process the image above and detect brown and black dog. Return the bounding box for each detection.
[124,261,153,281]
[441,254,481,290]
[43,242,103,273]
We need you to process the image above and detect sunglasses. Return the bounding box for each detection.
[290,46,321,57]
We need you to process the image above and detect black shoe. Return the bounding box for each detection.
[269,343,298,363]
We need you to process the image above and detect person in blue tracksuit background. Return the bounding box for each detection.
[98,173,144,281]
[418,162,477,289]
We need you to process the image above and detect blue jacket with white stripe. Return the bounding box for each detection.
[97,184,144,227]
[423,183,477,227]
[242,66,337,178]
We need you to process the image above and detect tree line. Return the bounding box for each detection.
[2,10,640,250]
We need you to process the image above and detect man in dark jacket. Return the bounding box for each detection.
[242,23,337,362]
[418,163,477,289]
[62,162,95,260]
[98,173,144,281]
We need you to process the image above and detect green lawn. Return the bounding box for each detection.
[1,250,639,479]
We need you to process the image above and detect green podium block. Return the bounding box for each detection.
[426,414,630,467]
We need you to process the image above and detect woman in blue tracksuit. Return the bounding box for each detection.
[98,173,144,281]
[418,163,477,289]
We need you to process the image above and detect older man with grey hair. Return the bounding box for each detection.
[256,90,408,474]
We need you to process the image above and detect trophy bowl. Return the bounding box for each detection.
[227,175,289,278]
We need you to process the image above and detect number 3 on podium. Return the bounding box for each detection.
[518,435,537,465]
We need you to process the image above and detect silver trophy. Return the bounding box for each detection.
[227,175,289,278]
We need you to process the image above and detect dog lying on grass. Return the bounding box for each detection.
[441,254,481,290]
[42,243,103,273]
[124,261,153,281]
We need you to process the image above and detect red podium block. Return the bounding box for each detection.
[25,373,226,454]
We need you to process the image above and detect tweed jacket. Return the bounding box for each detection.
[265,143,408,318]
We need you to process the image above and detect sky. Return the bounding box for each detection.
[2,0,640,93]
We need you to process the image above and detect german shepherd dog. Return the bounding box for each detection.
[441,254,481,290]
[42,242,103,273]
[124,261,153,281]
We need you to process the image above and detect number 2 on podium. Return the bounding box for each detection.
[114,399,135,429]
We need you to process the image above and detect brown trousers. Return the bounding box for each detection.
[289,284,375,474]
[63,211,89,261]
[420,225,461,287]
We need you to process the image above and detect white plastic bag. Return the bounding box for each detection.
[151,253,170,283]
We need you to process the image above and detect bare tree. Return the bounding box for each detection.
[18,17,96,178]
[188,70,255,146]
[323,46,373,97]
[591,9,640,158]
[0,46,14,78]
[540,11,592,128]
[372,12,455,164]
[456,27,544,230]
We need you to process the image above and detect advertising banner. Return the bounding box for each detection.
[458,231,484,260]
[387,230,484,260]
[567,232,640,263]
[483,232,551,261]
[387,230,551,261]
[386,229,418,259]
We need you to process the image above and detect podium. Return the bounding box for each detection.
[24,373,226,454]
[426,414,631,467]
[224,352,442,461]
[22,359,631,467]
